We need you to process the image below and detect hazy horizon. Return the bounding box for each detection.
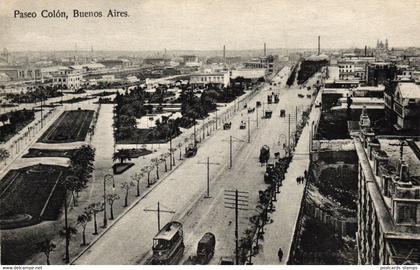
[1,0,420,52]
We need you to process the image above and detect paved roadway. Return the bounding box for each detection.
[73,66,322,265]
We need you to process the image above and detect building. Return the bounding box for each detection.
[384,82,420,130]
[367,62,396,86]
[0,65,42,81]
[355,127,420,264]
[230,68,266,80]
[143,57,170,66]
[189,72,230,88]
[244,55,277,74]
[50,66,83,90]
[98,59,132,69]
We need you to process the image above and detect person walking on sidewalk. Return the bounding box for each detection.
[278,247,284,262]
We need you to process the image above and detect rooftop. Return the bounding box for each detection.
[398,83,420,99]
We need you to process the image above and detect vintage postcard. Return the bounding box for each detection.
[1,0,420,268]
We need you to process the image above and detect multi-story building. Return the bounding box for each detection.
[0,65,42,81]
[244,55,277,74]
[189,72,230,88]
[51,66,83,90]
[367,62,396,86]
[355,116,420,264]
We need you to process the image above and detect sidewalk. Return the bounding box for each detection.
[252,88,322,265]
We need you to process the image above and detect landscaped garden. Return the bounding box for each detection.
[0,109,35,143]
[0,164,67,227]
[38,110,94,143]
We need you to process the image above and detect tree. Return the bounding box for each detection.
[113,149,132,164]
[59,226,77,261]
[177,142,183,160]
[65,175,81,207]
[86,202,104,235]
[0,148,10,165]
[141,166,153,187]
[106,193,120,220]
[37,239,56,265]
[151,158,160,179]
[77,212,92,246]
[160,154,168,172]
[120,181,135,207]
[130,172,143,197]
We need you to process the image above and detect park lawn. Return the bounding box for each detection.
[0,117,35,143]
[22,148,76,158]
[38,110,94,143]
[0,165,67,223]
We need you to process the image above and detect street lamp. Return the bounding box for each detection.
[103,173,114,228]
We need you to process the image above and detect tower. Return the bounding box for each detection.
[264,43,267,56]
[385,38,389,51]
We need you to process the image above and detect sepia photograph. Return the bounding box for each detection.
[0,0,420,267]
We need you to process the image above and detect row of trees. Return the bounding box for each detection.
[6,85,64,103]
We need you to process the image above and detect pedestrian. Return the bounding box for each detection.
[296,177,300,184]
[278,247,283,262]
[304,170,308,180]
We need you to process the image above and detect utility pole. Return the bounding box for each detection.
[247,117,251,143]
[215,109,218,130]
[224,189,249,265]
[169,135,173,169]
[202,121,205,140]
[256,107,259,128]
[197,157,220,198]
[230,136,233,168]
[144,202,175,232]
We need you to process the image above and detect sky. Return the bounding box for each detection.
[1,0,420,51]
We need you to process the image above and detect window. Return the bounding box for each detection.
[396,203,416,224]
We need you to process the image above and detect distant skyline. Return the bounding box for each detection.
[1,0,420,52]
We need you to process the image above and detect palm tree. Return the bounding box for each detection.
[77,212,92,246]
[141,166,153,187]
[65,175,81,207]
[0,148,10,165]
[37,239,56,265]
[106,193,120,220]
[151,158,160,179]
[120,181,135,207]
[86,202,104,235]
[130,172,143,197]
[59,226,77,262]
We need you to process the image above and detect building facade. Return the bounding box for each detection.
[355,126,420,264]
[189,72,230,88]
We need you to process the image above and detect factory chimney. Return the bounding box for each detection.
[318,36,320,55]
[264,43,267,56]
[223,45,226,62]
[365,45,367,57]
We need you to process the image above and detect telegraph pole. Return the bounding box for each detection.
[247,117,251,143]
[288,114,291,152]
[230,136,233,168]
[256,107,259,128]
[197,157,220,198]
[169,135,173,169]
[224,189,249,265]
[215,109,218,129]
[144,202,175,232]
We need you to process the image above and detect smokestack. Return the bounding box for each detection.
[365,45,367,57]
[264,43,267,56]
[318,36,320,55]
[223,45,226,62]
